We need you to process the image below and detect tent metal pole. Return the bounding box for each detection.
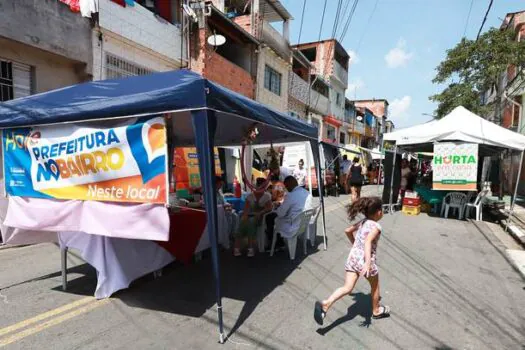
[379,139,385,196]
[306,142,313,195]
[388,146,398,214]
[191,110,225,344]
[505,150,524,233]
[315,142,328,250]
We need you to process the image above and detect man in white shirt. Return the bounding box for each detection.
[274,176,313,239]
[293,159,308,188]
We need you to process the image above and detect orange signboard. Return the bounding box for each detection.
[173,147,221,190]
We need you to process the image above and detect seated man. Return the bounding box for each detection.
[269,176,313,248]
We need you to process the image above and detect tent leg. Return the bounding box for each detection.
[388,146,398,214]
[311,141,327,250]
[505,150,524,233]
[191,110,225,343]
[379,139,385,195]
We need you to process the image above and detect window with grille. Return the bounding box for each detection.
[1,60,32,102]
[105,54,154,79]
[264,65,281,96]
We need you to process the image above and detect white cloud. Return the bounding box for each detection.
[385,38,414,68]
[348,50,360,65]
[389,96,412,122]
[346,78,365,98]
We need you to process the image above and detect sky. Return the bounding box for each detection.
[278,0,525,128]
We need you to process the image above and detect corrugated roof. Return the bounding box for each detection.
[260,0,293,22]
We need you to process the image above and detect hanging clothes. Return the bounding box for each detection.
[58,0,81,12]
[124,0,135,6]
[79,0,99,18]
[156,0,172,22]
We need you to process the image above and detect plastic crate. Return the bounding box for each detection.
[403,197,421,206]
[402,205,421,216]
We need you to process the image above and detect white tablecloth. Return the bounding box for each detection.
[59,231,175,299]
[194,205,230,252]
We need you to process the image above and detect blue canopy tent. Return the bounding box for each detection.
[0,69,326,343]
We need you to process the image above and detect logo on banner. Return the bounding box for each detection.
[3,116,168,204]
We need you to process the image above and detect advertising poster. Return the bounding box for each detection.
[3,115,168,204]
[173,147,221,189]
[433,142,478,191]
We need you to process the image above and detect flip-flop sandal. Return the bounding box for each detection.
[314,301,326,325]
[372,305,391,319]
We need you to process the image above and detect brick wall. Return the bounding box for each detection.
[205,52,254,98]
[233,15,252,35]
[355,101,388,118]
[502,104,513,129]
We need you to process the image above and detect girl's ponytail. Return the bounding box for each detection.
[347,197,383,221]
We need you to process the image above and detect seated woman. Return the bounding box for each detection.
[234,177,272,257]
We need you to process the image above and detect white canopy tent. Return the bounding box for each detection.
[382,106,525,221]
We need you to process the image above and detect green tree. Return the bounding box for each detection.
[430,28,525,118]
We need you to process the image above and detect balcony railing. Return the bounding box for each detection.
[261,21,291,61]
[99,0,184,63]
[332,60,348,87]
[350,122,365,135]
[309,89,330,115]
[289,72,309,105]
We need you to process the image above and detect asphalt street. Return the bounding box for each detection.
[0,186,524,349]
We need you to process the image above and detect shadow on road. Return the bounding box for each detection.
[315,293,372,335]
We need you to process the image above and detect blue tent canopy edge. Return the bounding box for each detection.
[0,69,318,141]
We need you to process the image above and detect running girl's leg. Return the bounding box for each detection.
[321,271,359,312]
[356,186,362,199]
[367,274,381,315]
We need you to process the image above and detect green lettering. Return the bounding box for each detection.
[467,155,476,164]
[434,156,442,165]
[461,155,468,163]
[453,156,461,164]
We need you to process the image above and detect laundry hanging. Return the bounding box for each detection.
[58,0,80,12]
[110,0,126,7]
[79,0,99,18]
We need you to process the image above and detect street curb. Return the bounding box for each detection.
[496,209,525,247]
[505,250,525,279]
[470,219,525,281]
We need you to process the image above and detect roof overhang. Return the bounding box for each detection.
[209,5,260,45]
[260,0,293,22]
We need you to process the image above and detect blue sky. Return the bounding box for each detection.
[279,0,525,128]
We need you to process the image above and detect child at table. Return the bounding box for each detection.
[233,178,272,257]
[314,197,390,325]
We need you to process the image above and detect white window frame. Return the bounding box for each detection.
[1,59,32,101]
[105,53,154,79]
[264,65,282,96]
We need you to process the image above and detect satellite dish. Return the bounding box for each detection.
[356,115,363,122]
[207,34,226,46]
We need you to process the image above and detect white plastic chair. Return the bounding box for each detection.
[441,192,467,220]
[256,212,272,253]
[306,206,322,247]
[270,209,315,260]
[464,190,488,221]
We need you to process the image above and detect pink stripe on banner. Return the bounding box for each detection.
[4,197,170,242]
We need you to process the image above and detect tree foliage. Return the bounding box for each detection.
[430,28,525,118]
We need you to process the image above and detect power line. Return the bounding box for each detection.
[463,0,474,38]
[317,0,328,41]
[339,0,360,43]
[331,0,344,39]
[296,0,307,44]
[355,0,378,54]
[476,0,494,40]
[336,0,352,38]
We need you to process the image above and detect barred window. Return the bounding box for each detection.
[105,53,154,79]
[0,60,32,101]
[264,65,281,96]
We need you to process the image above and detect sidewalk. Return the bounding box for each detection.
[495,197,525,245]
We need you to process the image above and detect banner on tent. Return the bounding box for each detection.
[2,115,168,204]
[433,142,478,191]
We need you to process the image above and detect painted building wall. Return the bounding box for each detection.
[0,38,87,93]
[256,47,289,112]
